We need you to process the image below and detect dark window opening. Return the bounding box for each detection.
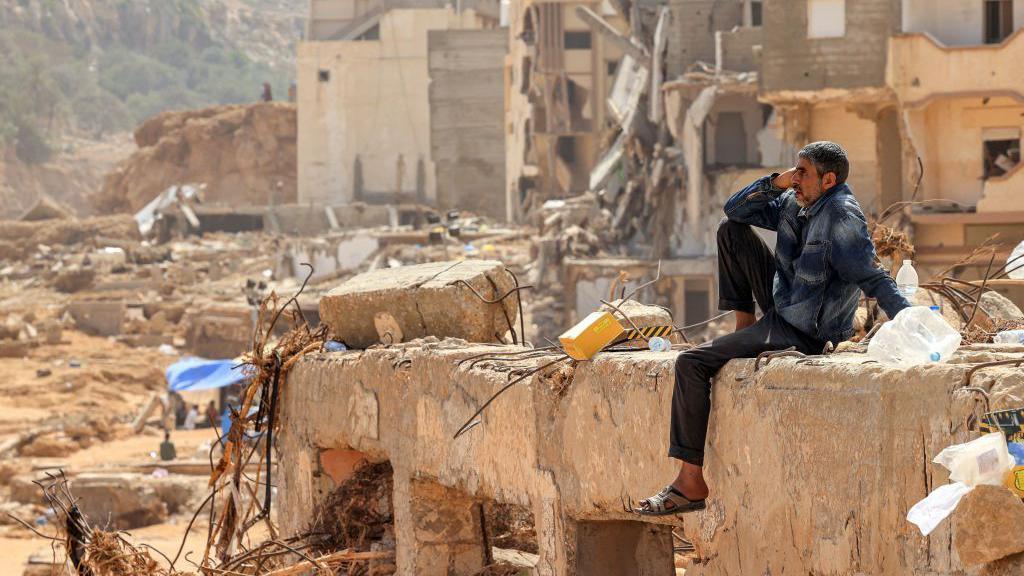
[684,281,711,326]
[606,60,618,77]
[556,136,576,163]
[751,0,763,27]
[318,69,330,82]
[983,138,1021,179]
[357,23,380,41]
[564,31,592,50]
[984,0,1013,44]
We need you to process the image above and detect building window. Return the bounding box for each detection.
[684,278,712,326]
[807,0,845,39]
[984,0,1013,44]
[356,23,380,41]
[318,69,330,82]
[983,128,1021,179]
[564,31,592,50]
[751,0,763,27]
[607,60,618,77]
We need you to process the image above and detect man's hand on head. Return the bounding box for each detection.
[772,168,797,191]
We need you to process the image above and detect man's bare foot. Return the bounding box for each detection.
[735,311,756,331]
[670,461,710,501]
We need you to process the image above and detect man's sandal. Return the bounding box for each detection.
[636,485,706,516]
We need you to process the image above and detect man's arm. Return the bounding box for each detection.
[831,212,912,318]
[723,171,792,231]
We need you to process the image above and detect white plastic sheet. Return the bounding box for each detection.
[907,482,973,536]
[906,433,1016,536]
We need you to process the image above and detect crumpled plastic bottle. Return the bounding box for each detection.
[994,330,1024,344]
[867,306,961,366]
[1008,240,1024,280]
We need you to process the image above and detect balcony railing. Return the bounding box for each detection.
[887,28,1024,106]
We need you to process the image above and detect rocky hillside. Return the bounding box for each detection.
[96,102,297,213]
[0,0,304,154]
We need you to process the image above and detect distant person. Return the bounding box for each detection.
[206,400,219,428]
[183,404,199,430]
[159,431,176,461]
[174,394,187,427]
[262,82,273,102]
[221,404,233,442]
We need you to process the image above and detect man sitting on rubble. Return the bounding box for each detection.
[638,141,912,515]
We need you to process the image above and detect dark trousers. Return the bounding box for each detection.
[668,220,824,466]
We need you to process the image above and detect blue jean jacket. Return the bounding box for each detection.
[724,175,911,344]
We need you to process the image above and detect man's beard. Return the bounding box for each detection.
[794,187,809,208]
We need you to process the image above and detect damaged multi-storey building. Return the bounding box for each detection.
[296,0,510,219]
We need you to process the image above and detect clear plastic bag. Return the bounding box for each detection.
[907,433,1017,536]
[867,306,961,366]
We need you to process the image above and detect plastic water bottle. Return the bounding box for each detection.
[648,336,670,352]
[867,306,962,366]
[994,330,1024,344]
[895,259,919,299]
[325,340,347,352]
[1009,240,1024,280]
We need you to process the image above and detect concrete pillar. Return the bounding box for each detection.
[393,476,487,575]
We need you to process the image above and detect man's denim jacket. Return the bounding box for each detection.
[724,175,911,344]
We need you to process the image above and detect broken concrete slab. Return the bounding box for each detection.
[953,485,1024,566]
[68,300,126,337]
[320,260,519,348]
[70,473,167,529]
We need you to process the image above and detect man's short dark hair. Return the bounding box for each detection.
[798,141,849,186]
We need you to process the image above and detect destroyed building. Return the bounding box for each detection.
[296,0,509,219]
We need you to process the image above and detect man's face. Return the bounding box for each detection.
[791,157,832,208]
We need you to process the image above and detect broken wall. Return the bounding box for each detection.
[428,28,509,220]
[279,341,1024,575]
[717,24,761,72]
[665,0,744,77]
[760,0,898,93]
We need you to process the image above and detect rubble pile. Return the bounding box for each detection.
[95,102,298,214]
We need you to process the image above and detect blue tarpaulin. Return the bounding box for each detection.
[166,357,249,392]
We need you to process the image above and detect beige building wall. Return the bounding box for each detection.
[902,96,1024,209]
[806,104,880,214]
[901,0,1024,46]
[297,8,484,206]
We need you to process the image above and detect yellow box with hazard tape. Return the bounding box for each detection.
[559,311,624,360]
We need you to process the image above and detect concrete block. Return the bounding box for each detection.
[576,521,674,576]
[184,304,253,358]
[68,300,125,337]
[72,473,167,529]
[320,260,518,348]
[953,485,1024,566]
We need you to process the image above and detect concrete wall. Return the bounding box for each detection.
[428,29,509,220]
[904,96,1024,207]
[297,8,486,207]
[717,25,761,72]
[703,92,763,167]
[887,28,1024,107]
[901,0,1024,46]
[278,341,1024,575]
[806,104,881,214]
[666,0,745,78]
[761,0,899,93]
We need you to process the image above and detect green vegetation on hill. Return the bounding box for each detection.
[0,0,291,163]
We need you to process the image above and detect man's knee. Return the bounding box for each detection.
[674,351,702,385]
[717,218,750,246]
